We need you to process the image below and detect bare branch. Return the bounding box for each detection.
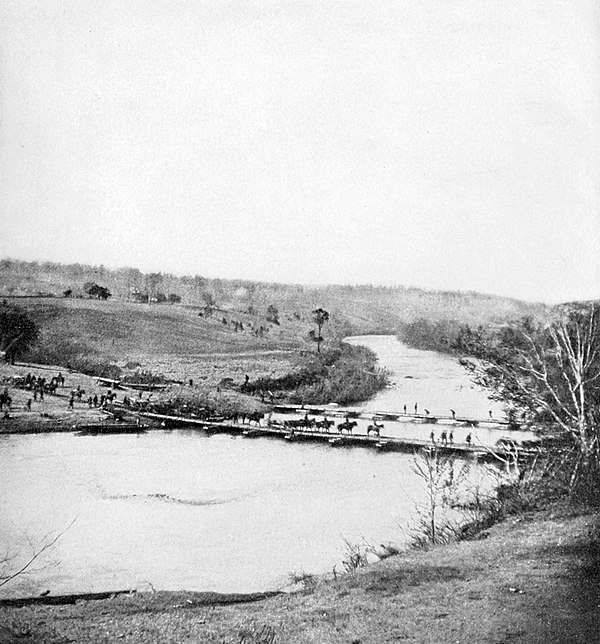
[0,517,77,589]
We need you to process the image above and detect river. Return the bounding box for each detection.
[0,336,530,598]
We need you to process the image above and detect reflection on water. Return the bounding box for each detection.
[0,336,527,597]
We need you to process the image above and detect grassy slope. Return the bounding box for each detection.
[12,295,540,387]
[1,503,598,643]
[17,298,313,384]
[20,297,302,357]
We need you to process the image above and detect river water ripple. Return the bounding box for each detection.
[0,336,531,597]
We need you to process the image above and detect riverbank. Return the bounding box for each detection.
[0,340,392,433]
[1,501,597,643]
[0,363,121,433]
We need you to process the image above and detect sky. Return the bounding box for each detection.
[1,0,599,303]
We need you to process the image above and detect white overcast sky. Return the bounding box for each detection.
[1,0,599,303]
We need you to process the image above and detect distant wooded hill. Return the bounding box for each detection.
[0,258,546,340]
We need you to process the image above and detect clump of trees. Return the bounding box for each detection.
[202,292,216,317]
[400,318,463,354]
[252,342,390,405]
[150,385,266,420]
[266,304,280,325]
[455,304,600,501]
[84,282,111,299]
[130,290,181,304]
[0,300,39,363]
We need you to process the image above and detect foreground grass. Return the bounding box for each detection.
[1,503,598,644]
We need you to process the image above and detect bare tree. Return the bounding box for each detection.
[455,304,600,492]
[410,448,461,544]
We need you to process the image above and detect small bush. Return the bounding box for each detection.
[287,570,318,593]
[341,538,371,573]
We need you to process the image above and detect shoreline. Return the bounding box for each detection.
[3,361,597,642]
[1,501,597,643]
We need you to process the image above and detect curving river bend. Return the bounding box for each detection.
[0,336,531,598]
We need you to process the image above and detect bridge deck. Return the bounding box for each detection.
[272,404,512,427]
[137,412,536,460]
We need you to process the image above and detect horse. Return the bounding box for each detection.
[367,421,384,436]
[247,411,264,426]
[284,419,304,429]
[315,418,335,432]
[302,414,315,430]
[337,420,357,434]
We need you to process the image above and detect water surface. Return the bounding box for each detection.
[0,336,526,597]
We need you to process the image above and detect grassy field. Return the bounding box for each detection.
[17,297,303,386]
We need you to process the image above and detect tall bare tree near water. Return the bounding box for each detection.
[455,304,600,494]
[410,448,469,545]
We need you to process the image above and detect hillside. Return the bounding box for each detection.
[0,258,546,326]
[0,258,547,384]
[11,298,304,386]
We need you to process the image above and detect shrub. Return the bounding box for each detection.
[251,342,389,405]
[341,538,370,573]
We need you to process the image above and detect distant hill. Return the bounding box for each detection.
[0,258,548,384]
[0,257,546,332]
